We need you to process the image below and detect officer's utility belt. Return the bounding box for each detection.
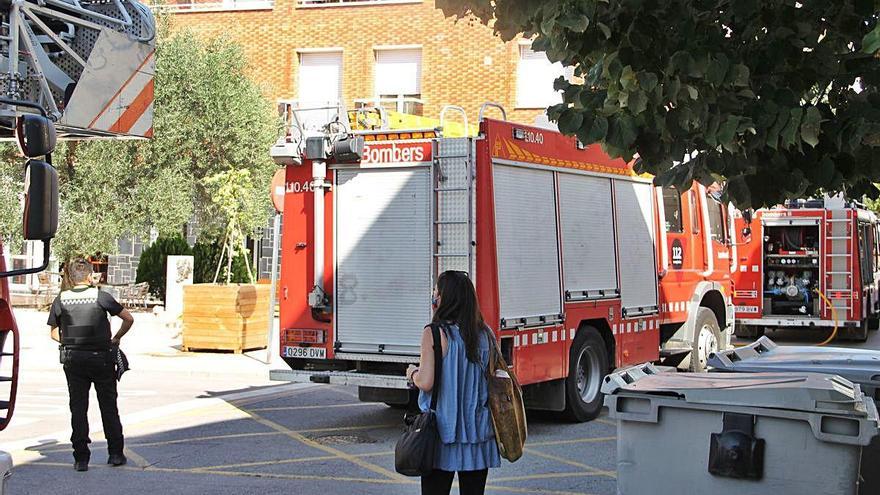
[59,346,112,366]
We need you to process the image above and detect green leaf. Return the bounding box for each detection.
[629,90,648,115]
[686,85,698,100]
[558,109,585,134]
[766,108,790,150]
[800,106,822,148]
[781,108,804,148]
[586,115,609,142]
[637,72,658,92]
[559,15,590,33]
[863,25,880,54]
[729,64,750,87]
[597,22,612,40]
[666,78,681,104]
[718,115,742,152]
[620,65,636,91]
[706,54,730,86]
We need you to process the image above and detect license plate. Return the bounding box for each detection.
[283,346,327,359]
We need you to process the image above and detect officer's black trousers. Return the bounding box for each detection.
[64,360,124,461]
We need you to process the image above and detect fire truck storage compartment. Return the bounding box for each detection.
[334,167,432,355]
[613,180,659,316]
[762,220,820,317]
[493,164,562,326]
[558,173,619,301]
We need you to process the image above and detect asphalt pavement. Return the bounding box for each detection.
[5,307,880,495]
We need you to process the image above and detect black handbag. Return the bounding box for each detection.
[394,322,443,477]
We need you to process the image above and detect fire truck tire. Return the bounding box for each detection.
[842,321,869,342]
[690,308,722,372]
[733,324,764,339]
[564,328,609,422]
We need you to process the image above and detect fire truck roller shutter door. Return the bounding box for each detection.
[558,173,618,299]
[614,180,659,316]
[493,164,562,323]
[335,167,432,355]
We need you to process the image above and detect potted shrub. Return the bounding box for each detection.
[182,170,269,353]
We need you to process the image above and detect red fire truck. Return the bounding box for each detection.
[732,196,880,342]
[270,104,735,421]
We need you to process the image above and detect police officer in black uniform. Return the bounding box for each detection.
[48,258,135,472]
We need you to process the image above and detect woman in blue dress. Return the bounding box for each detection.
[406,270,501,495]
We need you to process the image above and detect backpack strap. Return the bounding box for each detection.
[428,322,444,411]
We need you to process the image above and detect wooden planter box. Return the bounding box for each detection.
[181,284,270,353]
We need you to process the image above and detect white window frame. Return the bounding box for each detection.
[297,0,422,7]
[516,41,572,109]
[373,47,422,114]
[151,0,273,13]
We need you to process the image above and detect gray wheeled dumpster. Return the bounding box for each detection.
[709,337,880,494]
[602,364,879,495]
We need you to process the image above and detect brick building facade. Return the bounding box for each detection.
[164,0,561,126]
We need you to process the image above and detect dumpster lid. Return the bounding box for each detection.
[601,363,874,417]
[708,337,880,388]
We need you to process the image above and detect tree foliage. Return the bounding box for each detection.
[0,29,278,261]
[135,234,193,299]
[204,168,261,283]
[437,0,880,207]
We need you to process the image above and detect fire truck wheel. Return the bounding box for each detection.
[842,321,869,342]
[733,324,764,339]
[564,328,609,422]
[690,308,721,372]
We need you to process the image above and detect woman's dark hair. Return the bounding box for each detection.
[433,270,487,363]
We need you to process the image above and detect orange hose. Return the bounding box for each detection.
[816,289,839,346]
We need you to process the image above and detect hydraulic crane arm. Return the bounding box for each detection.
[0,0,155,139]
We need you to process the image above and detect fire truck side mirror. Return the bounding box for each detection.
[23,159,59,241]
[16,114,56,158]
[741,209,753,238]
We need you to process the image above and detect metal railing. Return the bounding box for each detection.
[151,0,273,13]
[354,96,425,116]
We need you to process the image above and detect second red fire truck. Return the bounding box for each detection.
[270,104,735,421]
[732,196,880,341]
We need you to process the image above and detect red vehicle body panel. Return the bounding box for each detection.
[732,207,880,329]
[0,244,20,431]
[278,118,733,388]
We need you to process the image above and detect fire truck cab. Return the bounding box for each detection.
[732,195,880,341]
[270,104,734,421]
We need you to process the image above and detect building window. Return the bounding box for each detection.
[663,187,683,233]
[297,0,422,7]
[153,0,273,13]
[516,43,567,109]
[372,48,423,115]
[297,50,343,130]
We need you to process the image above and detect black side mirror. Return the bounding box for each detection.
[23,159,58,240]
[17,114,57,157]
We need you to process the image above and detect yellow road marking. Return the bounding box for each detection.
[527,436,617,447]
[196,450,391,470]
[232,405,405,481]
[491,471,613,483]
[523,448,617,478]
[250,402,378,412]
[24,461,595,495]
[123,447,150,469]
[26,422,400,456]
[593,417,616,427]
